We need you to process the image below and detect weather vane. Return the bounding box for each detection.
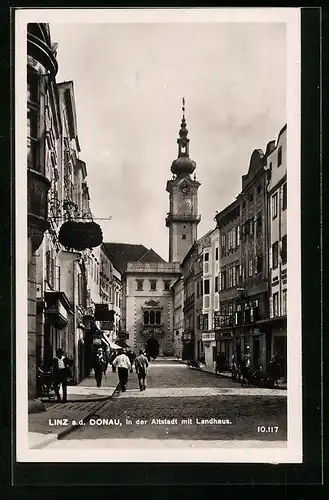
[182,97,185,117]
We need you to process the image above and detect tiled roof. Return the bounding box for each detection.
[103,243,165,274]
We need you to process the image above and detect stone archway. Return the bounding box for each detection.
[145,336,159,359]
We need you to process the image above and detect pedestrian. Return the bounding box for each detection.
[93,347,107,388]
[112,348,131,392]
[134,349,149,391]
[52,348,72,403]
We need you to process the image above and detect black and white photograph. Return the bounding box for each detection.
[16,8,302,463]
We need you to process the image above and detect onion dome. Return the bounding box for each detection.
[171,98,196,177]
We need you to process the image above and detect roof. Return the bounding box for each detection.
[103,242,166,274]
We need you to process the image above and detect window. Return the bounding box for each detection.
[282,182,287,211]
[204,252,209,262]
[248,192,253,203]
[248,259,253,277]
[215,247,219,260]
[281,235,287,264]
[150,280,157,291]
[144,310,161,325]
[220,270,226,290]
[182,234,186,240]
[256,215,262,234]
[256,255,263,274]
[273,292,279,317]
[77,273,86,308]
[277,146,282,167]
[228,267,233,288]
[196,281,200,298]
[203,313,209,331]
[282,289,287,316]
[204,279,210,295]
[221,234,226,256]
[46,250,55,287]
[257,184,262,194]
[272,242,279,270]
[164,280,171,291]
[215,276,219,293]
[272,193,278,219]
[136,279,143,291]
[236,225,240,247]
[235,265,240,285]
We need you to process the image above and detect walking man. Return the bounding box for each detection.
[134,350,149,391]
[112,349,131,392]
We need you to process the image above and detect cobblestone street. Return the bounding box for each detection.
[40,359,287,446]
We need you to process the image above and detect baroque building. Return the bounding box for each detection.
[103,244,180,356]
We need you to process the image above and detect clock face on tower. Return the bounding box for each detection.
[179,184,191,196]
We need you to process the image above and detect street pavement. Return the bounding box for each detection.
[34,358,287,447]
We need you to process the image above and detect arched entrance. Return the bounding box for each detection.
[145,336,159,359]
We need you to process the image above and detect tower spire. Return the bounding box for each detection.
[170,97,196,178]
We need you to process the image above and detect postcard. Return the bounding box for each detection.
[16,7,302,463]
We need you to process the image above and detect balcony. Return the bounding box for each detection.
[28,168,51,252]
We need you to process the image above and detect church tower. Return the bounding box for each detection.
[166,99,201,263]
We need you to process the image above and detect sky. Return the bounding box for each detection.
[50,22,286,261]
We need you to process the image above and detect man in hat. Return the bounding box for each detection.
[52,348,72,403]
[112,348,131,392]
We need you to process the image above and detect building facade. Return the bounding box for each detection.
[200,228,220,370]
[27,23,59,399]
[172,277,184,358]
[215,200,241,368]
[266,125,287,380]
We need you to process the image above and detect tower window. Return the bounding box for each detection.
[204,253,209,262]
[277,146,282,167]
[182,234,186,240]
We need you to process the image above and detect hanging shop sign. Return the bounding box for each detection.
[58,220,103,251]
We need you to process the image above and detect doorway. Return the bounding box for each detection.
[146,336,159,359]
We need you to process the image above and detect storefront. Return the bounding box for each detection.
[216,330,233,369]
[202,331,216,370]
[44,291,74,371]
